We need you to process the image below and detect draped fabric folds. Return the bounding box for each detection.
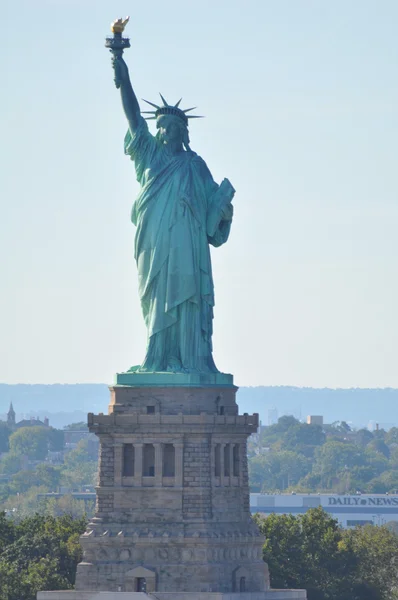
[125,117,232,373]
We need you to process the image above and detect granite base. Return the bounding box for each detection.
[38,591,307,600]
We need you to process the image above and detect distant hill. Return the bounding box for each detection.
[237,386,398,429]
[0,384,397,430]
[0,384,108,429]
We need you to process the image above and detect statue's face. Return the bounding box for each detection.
[157,115,184,145]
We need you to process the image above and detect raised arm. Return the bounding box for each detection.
[112,56,140,133]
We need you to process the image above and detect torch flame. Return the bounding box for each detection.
[111,17,130,34]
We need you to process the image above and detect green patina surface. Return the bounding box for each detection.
[110,26,235,379]
[114,370,234,387]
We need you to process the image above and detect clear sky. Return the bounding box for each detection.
[1,0,397,388]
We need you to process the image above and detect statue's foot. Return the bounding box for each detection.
[166,357,182,373]
[137,361,163,373]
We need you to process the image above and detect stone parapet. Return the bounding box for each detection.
[89,412,259,435]
[107,384,239,416]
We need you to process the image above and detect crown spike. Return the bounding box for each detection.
[140,96,204,125]
[142,99,160,109]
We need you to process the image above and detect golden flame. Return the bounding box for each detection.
[111,17,130,34]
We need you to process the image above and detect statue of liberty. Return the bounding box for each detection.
[111,28,235,375]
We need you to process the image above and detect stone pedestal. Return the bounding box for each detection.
[76,383,267,593]
[38,379,306,599]
[38,592,307,600]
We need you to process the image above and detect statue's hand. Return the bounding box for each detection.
[221,202,234,222]
[112,56,129,89]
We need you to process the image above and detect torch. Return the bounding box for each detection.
[105,17,130,55]
[105,18,130,89]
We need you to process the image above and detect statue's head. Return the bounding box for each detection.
[156,114,189,149]
[142,94,202,151]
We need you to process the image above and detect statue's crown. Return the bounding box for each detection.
[142,94,203,126]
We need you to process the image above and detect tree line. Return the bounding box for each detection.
[0,512,85,600]
[0,508,396,600]
[256,507,398,600]
[249,416,398,494]
[0,424,97,519]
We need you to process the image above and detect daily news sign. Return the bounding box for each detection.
[328,496,398,507]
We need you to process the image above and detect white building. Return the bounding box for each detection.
[250,493,398,528]
[268,407,278,426]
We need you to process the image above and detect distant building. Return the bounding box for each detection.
[62,429,99,460]
[7,403,15,428]
[268,407,278,426]
[4,403,49,432]
[63,429,90,448]
[14,416,50,430]
[307,415,323,426]
[250,493,398,528]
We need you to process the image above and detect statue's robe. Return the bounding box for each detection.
[125,117,232,372]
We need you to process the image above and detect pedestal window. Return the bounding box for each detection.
[143,444,155,476]
[233,444,240,476]
[224,443,230,476]
[214,444,221,476]
[122,443,135,477]
[163,443,175,477]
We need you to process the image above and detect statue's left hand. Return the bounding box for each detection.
[221,203,234,221]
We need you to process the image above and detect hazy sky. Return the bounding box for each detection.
[1,0,397,387]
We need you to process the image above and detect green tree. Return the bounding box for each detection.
[314,441,365,477]
[255,508,398,600]
[385,427,398,446]
[249,451,310,492]
[340,525,398,600]
[61,440,97,489]
[284,423,325,457]
[385,520,398,535]
[9,471,40,494]
[0,557,70,600]
[365,470,398,494]
[274,415,299,431]
[0,511,15,553]
[0,452,21,476]
[35,464,62,490]
[48,429,64,452]
[44,495,95,519]
[255,508,347,599]
[63,422,87,431]
[0,423,10,454]
[364,449,389,477]
[0,514,86,600]
[256,512,304,588]
[355,428,374,448]
[260,416,300,447]
[9,427,49,461]
[367,438,390,458]
[8,465,62,495]
[390,447,398,470]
